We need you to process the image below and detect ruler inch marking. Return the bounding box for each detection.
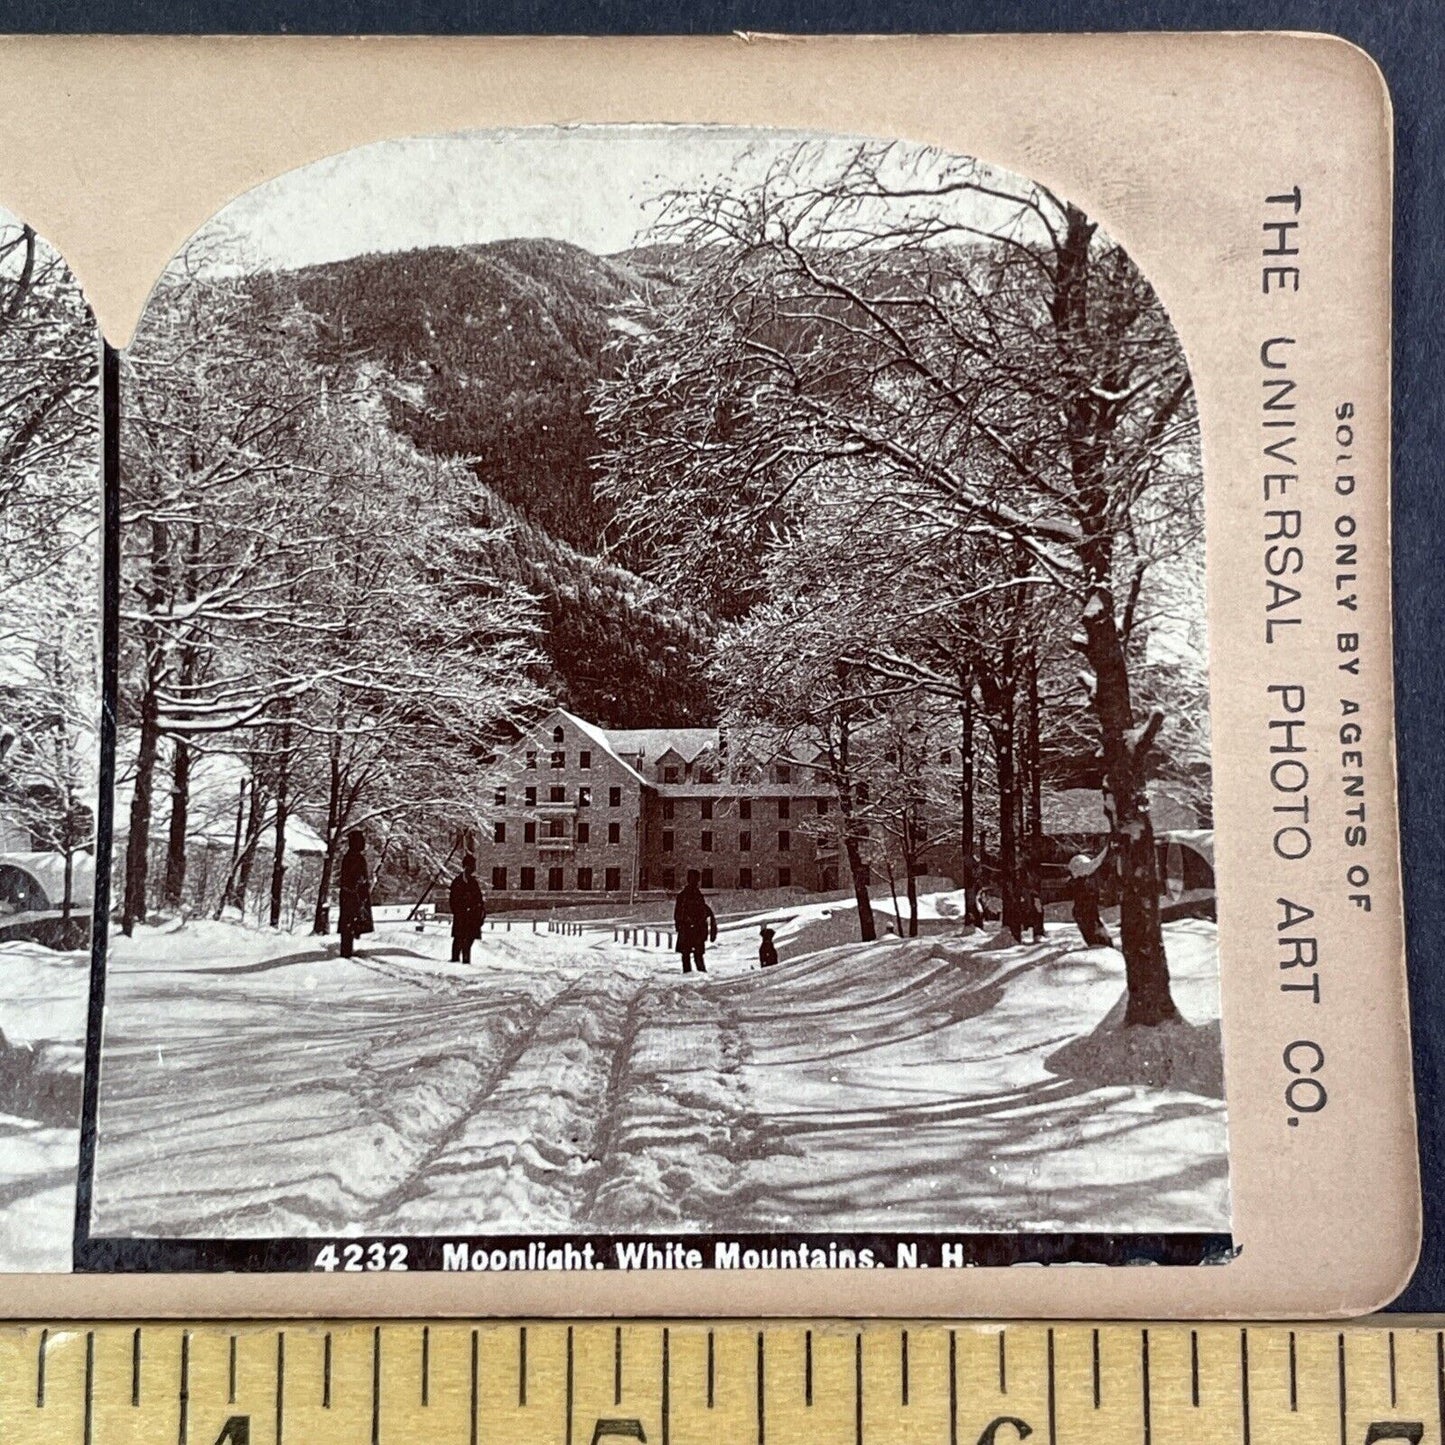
[565,1325,574,1445]
[1241,1327,1251,1445]
[901,1328,909,1407]
[756,1329,765,1445]
[1289,1330,1297,1412]
[371,1324,381,1445]
[998,1330,1007,1394]
[1389,1328,1398,1407]
[519,1326,527,1407]
[949,1330,957,1445]
[36,1326,47,1408]
[275,1330,285,1445]
[1141,1328,1152,1445]
[468,1329,478,1445]
[1191,1328,1200,1408]
[1047,1327,1056,1445]
[855,1331,863,1445]
[83,1330,94,1445]
[615,1325,623,1408]
[1092,1327,1101,1409]
[706,1329,714,1409]
[661,1326,670,1445]
[804,1329,812,1407]
[1338,1331,1347,1445]
[421,1325,429,1407]
[228,1333,236,1407]
[178,1329,190,1445]
[132,1326,142,1407]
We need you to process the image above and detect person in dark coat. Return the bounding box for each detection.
[1068,851,1113,948]
[758,924,779,969]
[673,868,717,974]
[337,829,373,958]
[449,853,487,964]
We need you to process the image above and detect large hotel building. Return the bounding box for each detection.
[480,708,842,900]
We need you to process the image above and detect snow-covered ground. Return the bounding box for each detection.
[0,940,89,1270]
[86,897,1230,1241]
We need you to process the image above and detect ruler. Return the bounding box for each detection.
[2,1321,1440,1445]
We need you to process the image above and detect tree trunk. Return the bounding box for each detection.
[1026,651,1045,941]
[269,756,289,930]
[904,821,920,938]
[1081,586,1178,1024]
[312,712,344,934]
[162,738,191,911]
[844,831,877,942]
[121,678,159,936]
[959,688,982,927]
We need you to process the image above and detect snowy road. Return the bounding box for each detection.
[88,909,1229,1239]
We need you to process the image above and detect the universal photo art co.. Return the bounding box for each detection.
[0,126,1230,1273]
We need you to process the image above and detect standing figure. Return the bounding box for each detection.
[1068,850,1113,948]
[673,868,717,974]
[758,924,779,969]
[449,853,487,964]
[337,829,373,958]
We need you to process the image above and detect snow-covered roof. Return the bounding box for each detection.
[550,710,650,787]
[598,726,719,766]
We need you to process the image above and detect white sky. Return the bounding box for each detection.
[191,126,1040,273]
[207,127,813,270]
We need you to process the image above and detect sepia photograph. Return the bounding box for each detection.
[0,205,101,1270]
[88,126,1228,1261]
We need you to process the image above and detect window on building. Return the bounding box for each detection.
[778,866,792,887]
[578,786,591,807]
[701,799,714,820]
[662,799,675,821]
[701,830,713,853]
[525,786,537,807]
[609,786,622,807]
[605,866,621,891]
[777,797,791,820]
[577,867,593,891]
[548,866,564,891]
[774,764,792,784]
[548,818,565,839]
[738,867,753,890]
[549,785,566,803]
[551,750,565,770]
[491,866,507,890]
[577,822,590,845]
[663,766,680,783]
[494,786,507,807]
[701,867,714,889]
[662,830,675,852]
[816,798,829,816]
[525,750,537,770]
[608,822,621,845]
[580,750,592,770]
[739,830,751,852]
[662,867,676,891]
[552,726,564,745]
[524,821,537,843]
[778,830,791,852]
[493,822,506,844]
[520,866,536,890]
[696,765,714,784]
[739,798,752,820]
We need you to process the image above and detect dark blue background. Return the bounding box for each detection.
[1,0,1439,1309]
